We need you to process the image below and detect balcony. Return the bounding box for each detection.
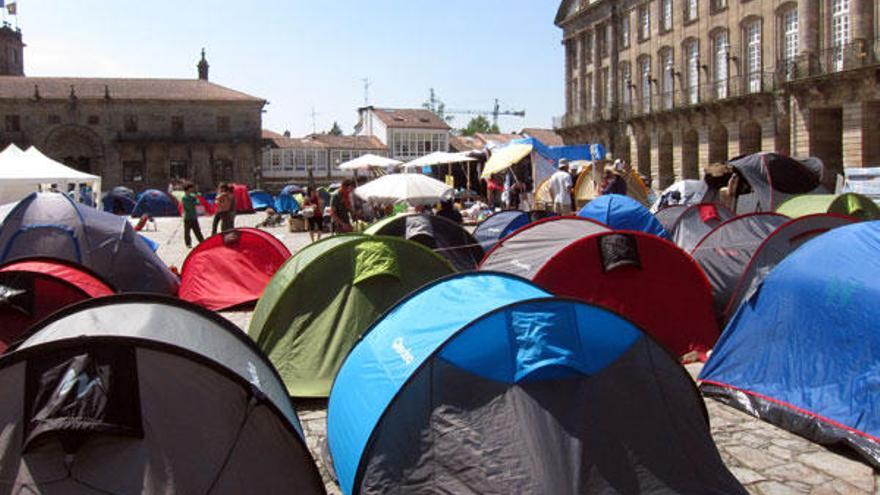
[783,38,880,82]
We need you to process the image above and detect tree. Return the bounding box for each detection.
[328,121,343,136]
[461,115,500,136]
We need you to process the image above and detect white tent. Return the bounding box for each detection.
[0,144,101,206]
[401,151,477,170]
[338,154,402,171]
[354,173,453,206]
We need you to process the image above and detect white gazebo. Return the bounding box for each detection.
[0,144,102,205]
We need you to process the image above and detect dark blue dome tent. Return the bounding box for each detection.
[700,221,880,468]
[578,194,669,239]
[132,188,180,217]
[472,210,530,250]
[0,295,325,493]
[248,189,275,211]
[328,272,743,494]
[0,192,178,295]
[101,186,137,215]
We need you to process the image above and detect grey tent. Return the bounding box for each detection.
[726,153,823,213]
[365,213,483,271]
[691,213,789,322]
[670,203,735,253]
[654,204,688,233]
[479,216,609,278]
[0,295,325,494]
[724,213,856,320]
[0,192,178,295]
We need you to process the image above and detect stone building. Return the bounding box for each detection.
[0,24,265,192]
[554,0,880,190]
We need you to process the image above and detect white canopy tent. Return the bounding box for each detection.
[0,144,101,206]
[337,154,402,171]
[354,173,453,206]
[401,151,477,170]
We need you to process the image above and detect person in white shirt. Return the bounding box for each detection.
[548,159,574,215]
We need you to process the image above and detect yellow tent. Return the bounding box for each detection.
[480,143,533,179]
[573,162,652,208]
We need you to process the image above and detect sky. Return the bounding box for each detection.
[14,1,564,136]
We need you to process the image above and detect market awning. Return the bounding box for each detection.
[338,154,402,171]
[401,151,477,170]
[480,143,533,178]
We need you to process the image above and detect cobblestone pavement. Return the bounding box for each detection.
[144,214,879,494]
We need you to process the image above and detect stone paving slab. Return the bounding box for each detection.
[143,214,879,494]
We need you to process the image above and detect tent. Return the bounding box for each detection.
[651,179,711,212]
[132,189,180,217]
[480,137,602,189]
[230,183,254,213]
[532,231,719,361]
[578,194,669,239]
[0,192,179,295]
[0,144,102,205]
[328,272,743,495]
[0,258,115,352]
[400,151,477,170]
[669,203,735,252]
[249,189,275,211]
[275,185,302,213]
[724,213,856,321]
[0,295,325,493]
[179,228,291,311]
[573,163,652,208]
[472,210,532,251]
[725,152,822,213]
[479,216,610,278]
[776,192,880,220]
[700,221,880,468]
[691,213,790,321]
[354,173,452,206]
[101,186,136,215]
[248,234,454,397]
[365,214,483,271]
[654,204,688,232]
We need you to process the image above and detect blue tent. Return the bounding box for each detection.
[102,186,137,215]
[472,210,530,250]
[700,221,880,468]
[328,272,743,494]
[578,194,669,239]
[132,189,180,217]
[511,137,605,162]
[0,192,179,295]
[249,190,274,211]
[274,185,301,214]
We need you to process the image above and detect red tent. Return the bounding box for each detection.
[231,183,254,213]
[179,227,290,310]
[0,258,115,352]
[532,231,720,361]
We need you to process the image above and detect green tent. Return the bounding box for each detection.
[776,193,880,220]
[248,234,454,397]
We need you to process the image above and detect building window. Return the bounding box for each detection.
[216,116,230,133]
[48,114,61,125]
[171,116,185,136]
[744,20,762,93]
[831,0,850,72]
[124,115,138,133]
[713,31,729,99]
[640,57,652,112]
[87,115,100,125]
[214,158,234,182]
[122,161,144,182]
[621,15,630,48]
[661,0,673,32]
[169,160,189,180]
[621,63,632,105]
[711,0,728,14]
[583,32,592,65]
[685,0,698,22]
[638,5,651,42]
[685,40,700,104]
[5,115,20,132]
[660,49,674,110]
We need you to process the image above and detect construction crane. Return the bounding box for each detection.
[424,89,525,128]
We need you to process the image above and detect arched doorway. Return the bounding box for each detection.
[708,124,728,164]
[637,134,651,184]
[682,129,699,179]
[43,125,105,176]
[739,121,762,155]
[617,136,631,167]
[659,131,674,189]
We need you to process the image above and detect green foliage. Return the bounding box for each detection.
[328,121,343,136]
[461,115,500,136]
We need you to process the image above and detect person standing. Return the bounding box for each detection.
[302,186,324,242]
[182,183,204,248]
[330,179,354,233]
[212,183,234,235]
[548,159,574,215]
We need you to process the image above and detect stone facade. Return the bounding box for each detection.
[555,0,880,190]
[0,35,265,193]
